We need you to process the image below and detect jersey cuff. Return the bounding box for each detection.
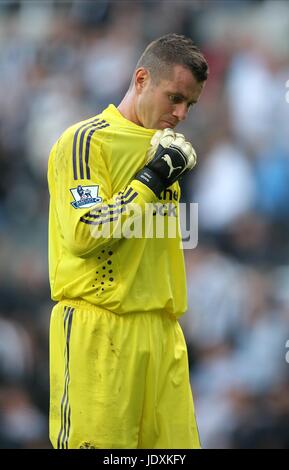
[130,179,160,203]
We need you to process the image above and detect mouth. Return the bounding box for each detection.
[162,120,177,128]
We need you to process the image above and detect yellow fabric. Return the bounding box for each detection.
[48,104,187,318]
[49,300,200,449]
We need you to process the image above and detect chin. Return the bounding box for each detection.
[160,120,176,130]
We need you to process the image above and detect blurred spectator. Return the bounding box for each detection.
[192,131,256,232]
[0,386,47,448]
[0,316,33,383]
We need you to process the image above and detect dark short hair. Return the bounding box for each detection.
[136,33,208,83]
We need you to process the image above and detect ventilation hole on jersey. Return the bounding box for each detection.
[102,274,105,278]
[98,257,101,260]
[109,278,114,282]
[108,251,113,256]
[101,250,105,253]
[92,284,95,287]
[102,266,106,270]
[107,260,112,265]
[101,288,104,291]
[101,282,104,285]
[109,270,113,274]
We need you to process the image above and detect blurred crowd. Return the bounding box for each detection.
[0,0,289,448]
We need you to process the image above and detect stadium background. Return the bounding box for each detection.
[0,0,289,449]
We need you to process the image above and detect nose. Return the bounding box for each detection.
[172,103,188,121]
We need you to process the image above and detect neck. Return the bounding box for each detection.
[118,91,142,127]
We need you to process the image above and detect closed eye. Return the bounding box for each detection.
[168,94,197,109]
[169,94,183,105]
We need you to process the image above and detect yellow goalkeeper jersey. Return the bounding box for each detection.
[48,104,187,318]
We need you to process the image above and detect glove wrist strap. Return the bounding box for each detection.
[134,167,164,198]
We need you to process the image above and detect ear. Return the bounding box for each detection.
[134,67,150,93]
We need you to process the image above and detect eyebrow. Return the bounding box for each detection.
[170,92,198,106]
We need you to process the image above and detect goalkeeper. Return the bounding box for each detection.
[48,33,208,449]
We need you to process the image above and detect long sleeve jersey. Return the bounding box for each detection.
[48,104,187,318]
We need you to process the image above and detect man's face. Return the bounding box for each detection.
[135,64,205,130]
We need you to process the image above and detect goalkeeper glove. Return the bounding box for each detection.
[134,128,197,197]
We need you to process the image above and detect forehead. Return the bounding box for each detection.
[158,64,204,99]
